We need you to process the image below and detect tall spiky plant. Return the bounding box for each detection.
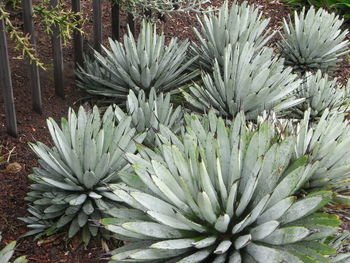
[278,6,349,73]
[102,111,340,262]
[191,0,274,71]
[76,21,199,102]
[184,43,303,120]
[21,106,145,244]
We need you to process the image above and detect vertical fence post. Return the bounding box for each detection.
[0,15,18,136]
[50,0,64,98]
[72,0,83,67]
[127,13,135,36]
[92,0,102,52]
[111,0,120,41]
[22,0,42,114]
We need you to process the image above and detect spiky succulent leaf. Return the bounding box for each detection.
[288,70,350,118]
[102,111,339,262]
[327,231,350,263]
[184,43,302,120]
[191,0,274,71]
[22,106,145,244]
[76,21,199,101]
[0,234,27,263]
[114,88,184,147]
[278,7,349,73]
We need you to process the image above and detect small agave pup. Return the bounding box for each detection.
[289,70,350,118]
[191,0,274,71]
[76,21,199,101]
[278,6,349,73]
[102,111,340,262]
[114,88,184,147]
[21,106,145,244]
[184,43,303,120]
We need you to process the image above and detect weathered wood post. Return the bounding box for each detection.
[111,0,120,41]
[72,0,83,67]
[0,10,18,136]
[50,0,65,98]
[92,0,102,52]
[22,0,42,114]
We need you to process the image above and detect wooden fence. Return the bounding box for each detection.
[0,0,135,137]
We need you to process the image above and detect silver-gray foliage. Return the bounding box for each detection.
[0,234,27,263]
[278,6,349,73]
[21,106,145,244]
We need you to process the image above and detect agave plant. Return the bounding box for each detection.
[191,1,274,71]
[76,21,199,101]
[102,111,340,262]
[278,6,349,73]
[288,70,350,118]
[0,234,27,263]
[184,43,303,120]
[21,106,145,244]
[114,88,184,147]
[294,109,350,193]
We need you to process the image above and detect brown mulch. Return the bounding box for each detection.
[0,0,349,262]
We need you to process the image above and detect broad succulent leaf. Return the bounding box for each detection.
[288,70,350,118]
[184,43,303,120]
[21,106,145,244]
[102,111,339,262]
[191,0,274,71]
[0,234,27,263]
[114,88,184,147]
[278,6,349,73]
[76,21,199,101]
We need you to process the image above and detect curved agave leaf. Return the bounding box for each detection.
[184,43,302,120]
[114,88,184,147]
[191,0,274,71]
[102,111,339,262]
[278,6,349,73]
[0,234,27,263]
[22,106,145,244]
[76,21,199,102]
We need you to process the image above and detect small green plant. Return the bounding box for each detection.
[191,0,274,71]
[102,111,340,262]
[76,21,199,101]
[184,43,302,120]
[0,234,27,263]
[21,106,145,244]
[114,88,184,147]
[278,6,349,73]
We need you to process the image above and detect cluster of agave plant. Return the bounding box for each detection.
[6,1,350,262]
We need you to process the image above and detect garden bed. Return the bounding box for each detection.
[1,0,350,262]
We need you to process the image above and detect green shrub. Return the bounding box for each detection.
[21,106,145,244]
[102,111,340,262]
[114,88,184,147]
[288,70,350,118]
[76,21,199,102]
[278,6,349,73]
[0,234,27,263]
[184,43,302,120]
[191,0,274,71]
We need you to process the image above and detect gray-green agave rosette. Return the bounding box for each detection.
[0,234,27,263]
[278,6,349,73]
[184,43,303,120]
[114,88,184,147]
[76,21,199,101]
[102,111,339,262]
[289,70,350,118]
[21,106,145,244]
[191,1,274,71]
